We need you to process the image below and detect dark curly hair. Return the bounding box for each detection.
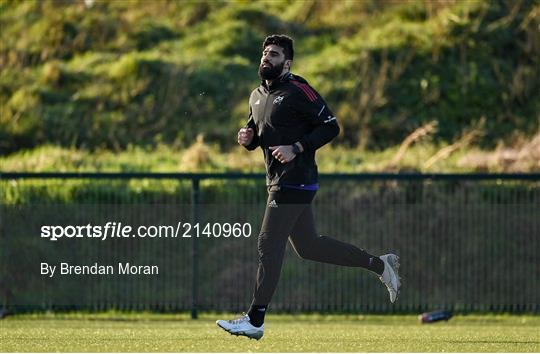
[262,34,294,60]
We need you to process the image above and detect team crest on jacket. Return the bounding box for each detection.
[273,96,284,105]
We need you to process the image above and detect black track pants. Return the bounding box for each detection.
[251,188,379,306]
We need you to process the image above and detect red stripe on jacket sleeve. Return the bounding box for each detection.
[292,81,317,102]
[301,83,318,101]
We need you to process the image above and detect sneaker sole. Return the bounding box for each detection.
[388,254,401,299]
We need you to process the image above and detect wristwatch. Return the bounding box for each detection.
[292,142,302,155]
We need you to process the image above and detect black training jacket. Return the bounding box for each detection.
[244,72,339,187]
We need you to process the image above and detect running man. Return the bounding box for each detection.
[216,34,400,340]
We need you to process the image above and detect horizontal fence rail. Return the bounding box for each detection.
[1,172,539,316]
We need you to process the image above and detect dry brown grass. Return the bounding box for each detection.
[458,132,540,172]
[180,134,215,171]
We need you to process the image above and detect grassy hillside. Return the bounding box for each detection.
[1,0,538,157]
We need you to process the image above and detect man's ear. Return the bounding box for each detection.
[285,60,292,71]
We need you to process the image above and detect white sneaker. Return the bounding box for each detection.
[216,313,264,340]
[379,254,401,303]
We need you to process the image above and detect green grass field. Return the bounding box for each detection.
[0,313,538,352]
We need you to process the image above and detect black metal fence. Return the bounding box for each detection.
[1,172,539,316]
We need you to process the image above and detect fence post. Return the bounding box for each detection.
[191,178,200,319]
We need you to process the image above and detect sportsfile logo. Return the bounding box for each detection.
[40,221,253,241]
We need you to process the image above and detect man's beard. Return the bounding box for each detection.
[258,61,285,80]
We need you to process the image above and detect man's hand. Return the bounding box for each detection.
[237,128,254,146]
[269,145,296,164]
